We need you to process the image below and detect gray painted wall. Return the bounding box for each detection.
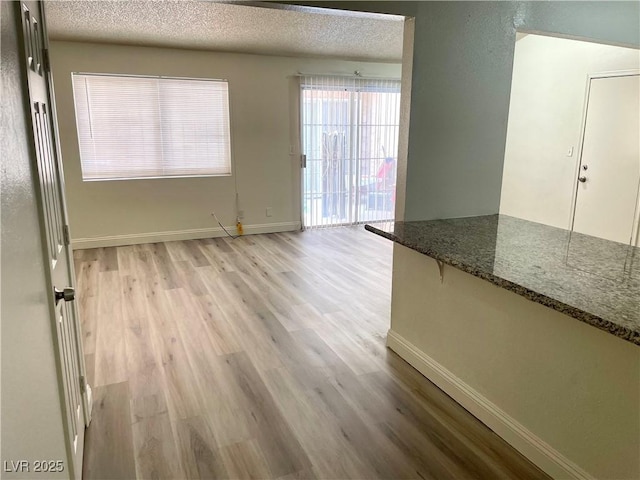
[293,1,640,220]
[1,2,68,474]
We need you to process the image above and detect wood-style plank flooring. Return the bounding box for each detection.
[74,227,549,480]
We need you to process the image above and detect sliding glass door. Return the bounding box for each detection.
[300,76,401,228]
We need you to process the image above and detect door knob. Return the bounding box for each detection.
[54,287,75,304]
[578,176,587,183]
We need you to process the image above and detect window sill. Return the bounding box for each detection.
[82,173,233,182]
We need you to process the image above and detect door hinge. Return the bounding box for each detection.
[43,48,50,72]
[301,154,307,169]
[79,375,86,393]
[63,224,71,246]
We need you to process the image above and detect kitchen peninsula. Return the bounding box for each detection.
[367,214,639,480]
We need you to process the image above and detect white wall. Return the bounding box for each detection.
[49,41,401,247]
[499,34,639,229]
[393,17,414,223]
[389,244,640,480]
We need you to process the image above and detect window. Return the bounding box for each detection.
[72,73,232,180]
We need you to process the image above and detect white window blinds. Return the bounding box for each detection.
[72,74,232,180]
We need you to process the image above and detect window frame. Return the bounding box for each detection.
[71,72,234,182]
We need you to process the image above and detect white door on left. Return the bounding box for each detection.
[18,1,90,478]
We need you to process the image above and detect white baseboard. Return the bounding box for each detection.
[71,221,301,249]
[386,329,595,480]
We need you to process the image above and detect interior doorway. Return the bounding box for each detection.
[300,76,401,228]
[571,72,640,246]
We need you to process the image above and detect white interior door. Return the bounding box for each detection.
[572,73,640,245]
[19,2,89,478]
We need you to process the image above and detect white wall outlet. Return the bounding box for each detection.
[566,146,574,157]
[237,210,244,219]
[266,207,273,217]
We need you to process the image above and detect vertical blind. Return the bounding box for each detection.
[300,75,401,228]
[72,73,232,180]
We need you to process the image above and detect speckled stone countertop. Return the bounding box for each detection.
[365,214,639,346]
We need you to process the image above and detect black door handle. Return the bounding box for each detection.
[54,287,75,304]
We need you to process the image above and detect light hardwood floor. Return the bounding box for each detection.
[74,227,549,480]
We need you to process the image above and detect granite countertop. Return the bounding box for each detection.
[366,214,639,346]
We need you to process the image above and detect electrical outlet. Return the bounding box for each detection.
[237,210,244,219]
[266,207,273,217]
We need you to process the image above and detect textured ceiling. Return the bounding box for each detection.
[45,1,404,62]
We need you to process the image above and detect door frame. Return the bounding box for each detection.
[568,69,640,245]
